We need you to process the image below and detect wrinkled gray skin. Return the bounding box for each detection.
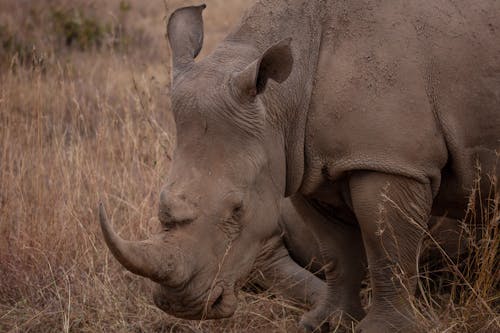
[244,197,326,307]
[248,200,466,310]
[99,1,500,332]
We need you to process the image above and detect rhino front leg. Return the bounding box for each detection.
[349,171,432,333]
[250,237,325,307]
[292,194,367,332]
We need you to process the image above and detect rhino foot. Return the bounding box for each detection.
[298,314,329,333]
[354,312,418,333]
[299,306,363,333]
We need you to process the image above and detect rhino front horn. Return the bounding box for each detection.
[99,203,172,283]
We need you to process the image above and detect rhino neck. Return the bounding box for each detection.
[225,0,329,196]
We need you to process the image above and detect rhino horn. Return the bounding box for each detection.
[99,203,170,283]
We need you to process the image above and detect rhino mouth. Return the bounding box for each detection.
[153,281,238,320]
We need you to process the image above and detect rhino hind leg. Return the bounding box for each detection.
[349,171,433,333]
[291,195,367,332]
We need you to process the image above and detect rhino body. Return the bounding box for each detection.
[100,1,500,332]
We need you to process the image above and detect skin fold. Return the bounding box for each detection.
[99,1,500,332]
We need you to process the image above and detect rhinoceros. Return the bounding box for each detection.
[99,1,500,332]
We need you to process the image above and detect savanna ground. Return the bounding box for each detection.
[0,0,498,332]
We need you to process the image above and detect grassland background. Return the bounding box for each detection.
[0,0,498,332]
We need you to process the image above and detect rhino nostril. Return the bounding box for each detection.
[208,285,225,312]
[211,291,224,309]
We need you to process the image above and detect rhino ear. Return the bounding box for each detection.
[167,4,206,79]
[232,38,293,98]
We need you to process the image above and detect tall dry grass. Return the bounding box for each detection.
[0,0,498,332]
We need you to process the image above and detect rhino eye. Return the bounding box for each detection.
[231,203,243,220]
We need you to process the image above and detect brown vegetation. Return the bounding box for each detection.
[0,1,498,332]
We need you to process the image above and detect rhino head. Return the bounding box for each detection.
[100,5,294,319]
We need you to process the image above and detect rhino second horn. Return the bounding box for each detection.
[99,203,166,283]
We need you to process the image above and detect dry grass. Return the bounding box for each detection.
[0,0,498,332]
